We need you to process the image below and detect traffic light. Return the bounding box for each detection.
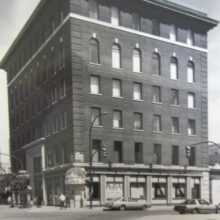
[185,146,191,158]
[101,145,107,158]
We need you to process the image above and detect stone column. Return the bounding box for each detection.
[186,177,192,199]
[146,176,152,204]
[100,175,106,205]
[124,176,130,199]
[167,176,172,204]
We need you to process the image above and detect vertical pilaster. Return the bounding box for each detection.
[147,176,152,204]
[100,175,106,205]
[186,177,192,199]
[124,176,130,199]
[167,176,172,204]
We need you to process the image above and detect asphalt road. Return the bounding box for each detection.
[1,207,220,220]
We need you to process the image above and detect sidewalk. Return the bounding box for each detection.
[3,205,174,213]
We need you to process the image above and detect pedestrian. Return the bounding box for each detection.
[7,195,13,208]
[59,193,66,209]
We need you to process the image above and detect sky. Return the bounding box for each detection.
[0,0,220,164]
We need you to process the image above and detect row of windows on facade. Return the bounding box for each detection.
[12,111,67,149]
[10,77,66,112]
[91,107,197,136]
[89,0,196,46]
[91,76,197,108]
[45,141,196,168]
[9,3,66,79]
[90,38,196,83]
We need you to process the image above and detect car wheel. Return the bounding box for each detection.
[142,205,147,211]
[192,208,199,214]
[119,205,126,211]
[179,211,185,214]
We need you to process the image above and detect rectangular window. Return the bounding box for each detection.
[91,107,101,126]
[133,83,142,100]
[172,145,179,165]
[171,89,179,106]
[188,92,195,108]
[170,61,178,80]
[152,86,161,103]
[112,44,121,69]
[187,29,194,46]
[132,13,140,30]
[52,85,57,104]
[134,113,143,130]
[153,182,166,199]
[114,141,123,163]
[135,143,143,163]
[111,6,119,25]
[113,110,122,128]
[92,140,101,162]
[90,75,100,94]
[154,144,161,164]
[187,63,195,83]
[171,117,179,134]
[53,115,58,133]
[189,147,196,166]
[188,119,196,135]
[112,79,122,97]
[170,24,177,41]
[60,79,66,98]
[153,115,162,132]
[61,111,67,129]
[89,0,98,19]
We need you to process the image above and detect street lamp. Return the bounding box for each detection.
[89,111,108,209]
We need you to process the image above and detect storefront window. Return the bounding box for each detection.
[173,183,185,199]
[153,183,166,199]
[130,182,145,199]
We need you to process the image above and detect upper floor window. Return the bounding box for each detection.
[171,89,179,106]
[170,57,178,80]
[152,86,161,103]
[170,24,177,41]
[91,107,101,126]
[59,38,65,68]
[134,143,143,164]
[89,0,98,19]
[113,110,122,128]
[188,119,196,136]
[171,117,179,134]
[92,140,102,162]
[133,83,142,100]
[153,115,162,132]
[60,79,66,98]
[114,141,123,163]
[134,112,143,130]
[187,61,195,83]
[90,75,100,95]
[90,38,100,64]
[152,53,161,76]
[52,85,57,104]
[111,6,119,25]
[188,92,196,109]
[187,29,194,46]
[172,145,179,165]
[112,43,121,69]
[132,13,140,31]
[133,49,142,73]
[61,111,67,130]
[112,79,122,98]
[154,144,161,164]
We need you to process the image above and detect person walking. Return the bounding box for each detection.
[59,193,66,209]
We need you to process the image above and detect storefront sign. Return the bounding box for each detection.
[106,183,123,199]
[65,168,86,185]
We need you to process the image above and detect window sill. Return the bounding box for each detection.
[51,101,58,105]
[112,96,124,99]
[152,131,163,134]
[188,107,196,110]
[93,125,103,128]
[113,127,124,130]
[133,99,143,102]
[112,67,123,71]
[133,71,143,74]
[152,102,162,105]
[152,74,162,78]
[90,93,102,96]
[90,62,101,66]
[60,95,66,100]
[171,132,180,135]
[170,78,179,81]
[133,129,144,132]
[187,81,195,84]
[170,104,180,107]
[188,134,196,137]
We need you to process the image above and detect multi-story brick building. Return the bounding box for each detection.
[0,0,218,207]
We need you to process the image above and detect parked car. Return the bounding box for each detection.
[174,199,218,214]
[104,197,150,211]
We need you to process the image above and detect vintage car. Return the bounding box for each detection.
[174,199,218,214]
[104,197,150,211]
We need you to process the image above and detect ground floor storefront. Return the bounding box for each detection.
[31,164,209,207]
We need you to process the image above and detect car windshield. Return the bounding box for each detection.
[106,197,121,201]
[184,199,196,205]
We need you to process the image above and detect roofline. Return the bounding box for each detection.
[0,0,45,68]
[0,0,219,68]
[143,0,219,26]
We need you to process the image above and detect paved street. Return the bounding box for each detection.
[1,206,220,220]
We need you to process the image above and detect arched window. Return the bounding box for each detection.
[112,43,121,69]
[90,38,100,64]
[170,57,178,80]
[187,61,195,83]
[133,49,142,72]
[152,52,161,76]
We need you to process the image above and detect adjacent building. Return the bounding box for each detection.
[0,0,218,207]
